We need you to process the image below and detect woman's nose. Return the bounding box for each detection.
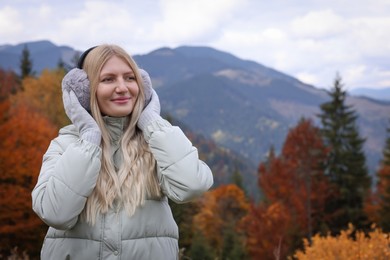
[115,79,127,92]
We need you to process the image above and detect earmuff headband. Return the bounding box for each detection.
[77,46,98,69]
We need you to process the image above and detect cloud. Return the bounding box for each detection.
[349,16,390,56]
[56,1,139,49]
[0,0,389,90]
[152,0,242,43]
[291,9,347,39]
[0,6,23,39]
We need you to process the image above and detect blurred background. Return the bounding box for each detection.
[1,1,389,259]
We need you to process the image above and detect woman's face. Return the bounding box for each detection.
[97,55,139,117]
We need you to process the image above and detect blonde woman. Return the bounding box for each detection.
[32,44,213,259]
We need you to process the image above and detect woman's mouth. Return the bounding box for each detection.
[112,97,130,104]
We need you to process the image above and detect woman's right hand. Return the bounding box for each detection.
[62,70,101,146]
[137,89,161,132]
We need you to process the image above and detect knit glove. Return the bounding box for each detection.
[139,69,152,108]
[137,89,161,131]
[61,68,91,112]
[62,70,101,146]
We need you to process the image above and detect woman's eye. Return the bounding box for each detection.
[101,77,113,83]
[125,76,136,81]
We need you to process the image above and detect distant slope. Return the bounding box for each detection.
[0,40,76,74]
[351,87,390,101]
[1,40,389,176]
[134,46,390,174]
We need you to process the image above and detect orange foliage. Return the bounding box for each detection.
[0,102,58,186]
[259,119,330,237]
[241,201,292,259]
[12,69,68,127]
[0,101,58,257]
[246,119,331,259]
[193,184,249,252]
[0,68,21,100]
[292,224,390,259]
[363,188,380,226]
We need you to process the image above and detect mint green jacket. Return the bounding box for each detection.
[32,117,213,259]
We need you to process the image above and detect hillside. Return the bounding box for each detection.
[1,40,389,176]
[134,46,390,174]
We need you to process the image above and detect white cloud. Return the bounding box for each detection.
[295,72,320,86]
[37,4,52,18]
[0,6,23,39]
[56,1,139,50]
[152,0,242,43]
[0,0,389,90]
[349,16,390,56]
[291,9,347,39]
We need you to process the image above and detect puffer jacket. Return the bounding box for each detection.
[32,116,213,260]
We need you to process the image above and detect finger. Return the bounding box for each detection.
[69,91,82,106]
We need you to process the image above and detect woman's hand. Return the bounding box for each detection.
[139,69,153,108]
[62,69,101,145]
[137,89,161,132]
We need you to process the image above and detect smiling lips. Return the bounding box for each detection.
[112,97,131,104]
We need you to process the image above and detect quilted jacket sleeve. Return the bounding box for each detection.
[144,118,214,203]
[31,126,102,230]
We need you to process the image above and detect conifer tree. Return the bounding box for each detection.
[231,165,247,196]
[377,124,390,232]
[317,74,371,233]
[19,45,33,79]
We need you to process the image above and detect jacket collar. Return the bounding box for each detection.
[102,116,129,143]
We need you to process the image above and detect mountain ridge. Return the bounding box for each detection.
[1,40,389,176]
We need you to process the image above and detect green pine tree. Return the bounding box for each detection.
[317,74,371,234]
[378,124,390,232]
[221,223,247,260]
[20,44,33,79]
[188,231,216,260]
[231,165,246,195]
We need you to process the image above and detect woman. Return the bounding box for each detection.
[32,44,213,259]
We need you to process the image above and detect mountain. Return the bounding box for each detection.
[0,40,77,74]
[1,41,389,178]
[134,46,390,174]
[351,87,390,101]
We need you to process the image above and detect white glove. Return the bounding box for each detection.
[137,89,161,131]
[62,71,101,145]
[61,68,91,112]
[139,69,152,108]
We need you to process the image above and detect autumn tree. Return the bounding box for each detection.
[375,124,390,232]
[243,118,330,259]
[0,69,21,101]
[12,69,68,128]
[0,102,58,258]
[193,184,249,259]
[292,224,390,259]
[281,118,331,238]
[242,201,292,260]
[318,75,371,233]
[19,44,33,79]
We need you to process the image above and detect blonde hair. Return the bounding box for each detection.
[81,44,162,224]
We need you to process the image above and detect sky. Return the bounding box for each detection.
[1,0,389,90]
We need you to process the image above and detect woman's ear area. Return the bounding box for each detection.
[77,46,98,69]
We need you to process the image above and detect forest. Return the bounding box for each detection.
[0,47,389,259]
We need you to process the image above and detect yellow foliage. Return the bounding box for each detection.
[193,184,249,251]
[12,69,68,127]
[292,223,390,260]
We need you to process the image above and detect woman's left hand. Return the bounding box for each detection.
[139,69,153,108]
[137,89,161,131]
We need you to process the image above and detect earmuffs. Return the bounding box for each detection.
[77,46,97,69]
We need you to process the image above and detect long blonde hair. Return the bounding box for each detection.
[81,44,162,224]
